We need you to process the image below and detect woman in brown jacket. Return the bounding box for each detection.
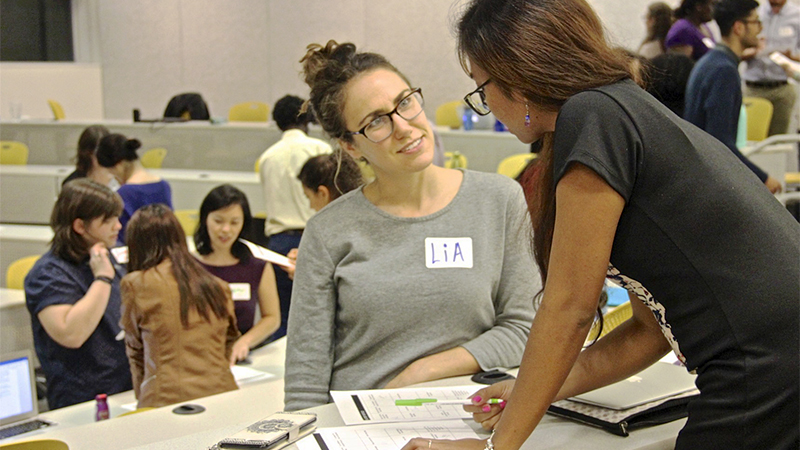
[121,203,240,408]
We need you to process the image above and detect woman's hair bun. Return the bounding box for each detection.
[300,40,357,88]
[124,138,141,159]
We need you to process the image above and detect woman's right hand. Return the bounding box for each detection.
[463,379,515,430]
[282,248,298,280]
[88,242,115,279]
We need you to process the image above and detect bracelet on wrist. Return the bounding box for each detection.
[94,275,114,285]
[485,429,495,450]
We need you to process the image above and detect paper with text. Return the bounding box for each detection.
[331,386,478,425]
[240,239,294,268]
[295,420,479,450]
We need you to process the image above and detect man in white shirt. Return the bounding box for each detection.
[256,95,332,338]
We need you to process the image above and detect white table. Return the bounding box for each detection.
[0,165,264,225]
[0,119,530,173]
[1,338,288,448]
[5,355,683,450]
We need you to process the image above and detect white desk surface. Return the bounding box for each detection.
[2,338,288,449]
[0,287,25,309]
[4,350,682,450]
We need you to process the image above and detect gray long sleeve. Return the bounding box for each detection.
[284,170,539,411]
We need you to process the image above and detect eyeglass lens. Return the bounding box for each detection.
[363,91,424,142]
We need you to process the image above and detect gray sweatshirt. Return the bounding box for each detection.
[284,170,540,411]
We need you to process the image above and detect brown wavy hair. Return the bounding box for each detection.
[126,204,229,327]
[457,0,632,285]
[50,179,123,263]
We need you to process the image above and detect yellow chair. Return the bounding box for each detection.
[47,100,65,120]
[0,141,29,165]
[743,97,773,142]
[444,151,468,169]
[6,255,40,289]
[357,159,376,183]
[435,101,465,129]
[585,301,633,343]
[497,153,536,178]
[786,172,800,187]
[0,439,69,450]
[174,210,200,236]
[140,148,167,169]
[228,102,269,122]
[116,407,155,418]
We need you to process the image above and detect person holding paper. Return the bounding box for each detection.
[121,204,239,408]
[24,179,132,410]
[684,0,782,194]
[742,0,800,136]
[283,41,539,411]
[194,184,281,363]
[402,0,799,449]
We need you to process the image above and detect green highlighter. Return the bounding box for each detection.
[395,398,504,406]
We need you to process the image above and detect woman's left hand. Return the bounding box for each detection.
[229,338,250,365]
[400,438,486,450]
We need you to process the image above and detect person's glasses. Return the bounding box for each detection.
[742,18,762,26]
[464,79,492,116]
[348,88,425,143]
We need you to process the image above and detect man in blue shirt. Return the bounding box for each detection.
[742,0,800,136]
[685,0,783,194]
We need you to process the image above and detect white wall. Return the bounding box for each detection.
[68,0,673,122]
[0,63,104,120]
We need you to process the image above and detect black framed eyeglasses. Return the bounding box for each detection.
[464,79,492,116]
[347,88,425,143]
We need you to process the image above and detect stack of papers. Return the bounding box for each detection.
[296,386,483,450]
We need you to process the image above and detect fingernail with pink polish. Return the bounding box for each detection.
[482,405,492,412]
[500,401,506,409]
[472,395,482,403]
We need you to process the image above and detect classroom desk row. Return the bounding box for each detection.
[0,119,530,173]
[4,335,683,450]
[0,164,263,225]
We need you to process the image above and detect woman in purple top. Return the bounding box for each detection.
[665,0,716,61]
[194,184,281,363]
[96,133,173,243]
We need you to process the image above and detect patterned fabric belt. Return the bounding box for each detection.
[746,80,788,88]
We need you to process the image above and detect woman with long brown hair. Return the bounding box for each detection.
[121,203,239,408]
[638,2,674,59]
[403,0,798,449]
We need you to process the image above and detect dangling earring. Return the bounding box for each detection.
[524,102,531,127]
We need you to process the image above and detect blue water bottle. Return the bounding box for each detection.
[462,108,475,131]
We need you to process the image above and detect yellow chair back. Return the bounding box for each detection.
[228,102,269,122]
[444,151,468,169]
[497,153,536,178]
[140,148,167,169]
[0,439,69,450]
[0,141,29,165]
[6,255,41,289]
[174,210,200,236]
[586,301,633,343]
[743,97,773,142]
[435,101,465,129]
[47,100,65,120]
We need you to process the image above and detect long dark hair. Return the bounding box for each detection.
[126,204,229,327]
[297,153,363,200]
[457,0,632,283]
[75,125,110,174]
[194,184,253,262]
[643,2,674,51]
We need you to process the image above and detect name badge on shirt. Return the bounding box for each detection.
[229,283,251,301]
[110,246,128,264]
[425,237,473,269]
[780,26,795,38]
[702,37,715,49]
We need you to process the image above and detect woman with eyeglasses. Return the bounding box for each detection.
[401,1,798,449]
[283,40,539,411]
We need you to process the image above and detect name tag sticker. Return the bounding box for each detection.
[701,37,714,49]
[229,283,251,301]
[780,26,794,37]
[425,237,473,269]
[110,246,128,264]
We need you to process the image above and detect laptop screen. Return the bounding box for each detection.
[0,351,37,427]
